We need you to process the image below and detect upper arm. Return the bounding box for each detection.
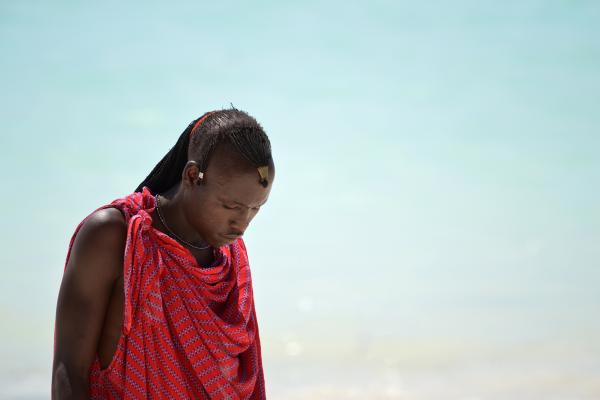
[52,207,127,389]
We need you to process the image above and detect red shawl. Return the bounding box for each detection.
[61,187,266,399]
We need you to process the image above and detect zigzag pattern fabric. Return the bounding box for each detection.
[61,187,266,399]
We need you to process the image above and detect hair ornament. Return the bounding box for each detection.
[257,165,269,183]
[189,111,215,139]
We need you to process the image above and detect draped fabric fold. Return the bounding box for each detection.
[61,187,266,399]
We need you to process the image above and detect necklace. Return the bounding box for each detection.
[154,194,212,250]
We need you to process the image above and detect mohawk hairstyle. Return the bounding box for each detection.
[135,107,274,194]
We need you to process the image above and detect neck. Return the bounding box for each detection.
[155,184,209,247]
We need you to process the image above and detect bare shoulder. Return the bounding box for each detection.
[80,207,126,236]
[68,207,127,280]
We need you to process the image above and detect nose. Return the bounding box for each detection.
[229,210,251,235]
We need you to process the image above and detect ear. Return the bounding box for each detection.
[182,161,204,187]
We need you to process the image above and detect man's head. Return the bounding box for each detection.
[136,107,275,247]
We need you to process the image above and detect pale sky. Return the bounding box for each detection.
[1,1,599,398]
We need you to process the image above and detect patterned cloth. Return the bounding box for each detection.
[61,187,266,399]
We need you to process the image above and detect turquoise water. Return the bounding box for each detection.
[1,1,599,398]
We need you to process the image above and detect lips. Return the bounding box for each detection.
[222,233,242,240]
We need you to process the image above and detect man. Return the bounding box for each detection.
[52,109,275,399]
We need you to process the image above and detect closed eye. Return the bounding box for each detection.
[224,205,261,213]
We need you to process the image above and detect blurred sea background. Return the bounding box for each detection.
[1,1,599,399]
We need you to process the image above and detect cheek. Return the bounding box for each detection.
[196,208,230,231]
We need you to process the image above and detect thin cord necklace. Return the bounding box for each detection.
[154,194,211,250]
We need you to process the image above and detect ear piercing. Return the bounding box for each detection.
[195,171,204,186]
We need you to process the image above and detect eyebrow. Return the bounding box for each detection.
[220,197,268,208]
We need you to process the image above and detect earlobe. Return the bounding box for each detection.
[183,161,204,186]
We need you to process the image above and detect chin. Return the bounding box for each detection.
[210,234,231,247]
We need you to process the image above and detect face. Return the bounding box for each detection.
[181,148,274,247]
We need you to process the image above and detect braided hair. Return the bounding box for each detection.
[135,108,274,194]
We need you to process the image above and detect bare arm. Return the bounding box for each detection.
[52,208,126,400]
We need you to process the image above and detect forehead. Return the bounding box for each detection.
[206,165,271,205]
[203,143,272,201]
